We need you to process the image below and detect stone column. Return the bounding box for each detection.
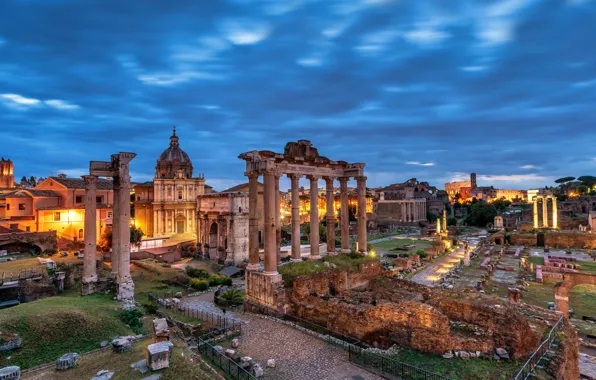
[463,249,470,266]
[82,175,98,294]
[325,177,336,255]
[356,176,367,254]
[533,198,538,229]
[401,203,406,222]
[275,174,281,264]
[308,176,321,259]
[247,172,260,270]
[339,177,350,253]
[552,196,558,229]
[289,174,302,262]
[114,153,136,302]
[111,176,120,278]
[542,197,549,228]
[263,169,279,277]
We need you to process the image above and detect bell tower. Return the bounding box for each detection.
[0,158,15,188]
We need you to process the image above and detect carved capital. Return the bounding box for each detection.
[338,177,349,184]
[306,175,320,181]
[246,171,260,179]
[287,173,301,181]
[82,175,98,189]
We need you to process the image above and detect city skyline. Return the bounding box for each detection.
[2,0,596,190]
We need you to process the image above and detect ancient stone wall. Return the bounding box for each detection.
[510,233,538,246]
[545,231,596,249]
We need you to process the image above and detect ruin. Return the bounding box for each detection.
[238,140,367,313]
[81,152,136,301]
[554,272,596,318]
[532,194,558,229]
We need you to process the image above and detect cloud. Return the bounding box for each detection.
[520,164,536,169]
[1,93,41,106]
[222,20,270,45]
[478,174,554,182]
[45,99,80,110]
[297,57,323,67]
[137,70,224,86]
[461,66,486,72]
[404,28,449,45]
[406,161,435,167]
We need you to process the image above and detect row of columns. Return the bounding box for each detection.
[400,200,426,222]
[533,196,558,229]
[246,171,368,277]
[153,208,195,236]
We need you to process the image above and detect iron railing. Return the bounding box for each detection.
[348,346,452,380]
[278,314,450,380]
[148,292,242,330]
[197,327,256,380]
[514,316,564,380]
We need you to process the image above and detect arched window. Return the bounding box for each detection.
[178,190,183,200]
[78,229,84,239]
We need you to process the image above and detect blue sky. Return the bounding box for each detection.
[1,0,595,191]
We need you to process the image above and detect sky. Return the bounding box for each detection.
[1,0,595,192]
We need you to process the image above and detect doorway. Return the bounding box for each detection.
[176,221,184,234]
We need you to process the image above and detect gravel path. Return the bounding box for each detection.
[237,315,383,380]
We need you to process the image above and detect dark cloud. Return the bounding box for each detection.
[1,0,596,190]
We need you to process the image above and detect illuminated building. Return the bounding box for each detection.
[445,180,471,202]
[0,158,14,189]
[0,174,114,241]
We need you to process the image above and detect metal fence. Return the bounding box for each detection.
[348,346,452,380]
[148,292,242,331]
[197,327,257,380]
[280,314,450,380]
[514,316,564,380]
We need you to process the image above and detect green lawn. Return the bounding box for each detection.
[371,238,432,254]
[0,292,131,369]
[390,349,522,380]
[0,257,46,275]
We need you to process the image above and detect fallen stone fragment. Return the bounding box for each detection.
[56,353,79,370]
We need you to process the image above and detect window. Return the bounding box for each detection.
[9,224,18,230]
[107,211,113,218]
[6,204,9,211]
[79,229,84,239]
[96,196,103,204]
[18,204,25,210]
[26,226,31,232]
[178,190,183,200]
[76,195,83,203]
[53,212,61,221]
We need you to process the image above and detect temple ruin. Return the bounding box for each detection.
[238,140,367,313]
[81,152,136,302]
[532,194,558,229]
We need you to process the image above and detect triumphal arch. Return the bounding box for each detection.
[81,152,136,302]
[239,140,367,313]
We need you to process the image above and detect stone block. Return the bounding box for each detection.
[131,359,149,374]
[112,337,133,353]
[240,356,253,363]
[100,341,109,348]
[91,370,114,380]
[225,349,236,357]
[495,348,510,360]
[267,359,276,368]
[253,363,264,377]
[153,318,169,339]
[141,375,162,380]
[213,345,224,354]
[146,342,173,371]
[56,353,79,370]
[0,338,22,353]
[0,366,20,380]
[231,338,240,348]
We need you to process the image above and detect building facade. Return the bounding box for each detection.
[0,158,14,189]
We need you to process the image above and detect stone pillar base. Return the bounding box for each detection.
[117,278,135,302]
[340,249,351,254]
[80,281,97,296]
[290,258,303,263]
[262,271,282,283]
[309,255,322,260]
[246,263,260,271]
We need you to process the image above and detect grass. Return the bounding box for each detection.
[21,339,216,380]
[526,256,545,266]
[131,264,186,304]
[0,257,46,275]
[278,253,378,287]
[371,238,432,254]
[390,349,522,380]
[0,292,131,369]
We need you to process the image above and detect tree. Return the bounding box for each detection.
[20,176,28,187]
[578,176,596,188]
[492,197,511,212]
[28,176,36,187]
[98,225,144,251]
[465,201,497,227]
[555,177,576,184]
[577,185,589,196]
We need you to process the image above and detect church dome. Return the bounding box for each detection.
[155,127,194,179]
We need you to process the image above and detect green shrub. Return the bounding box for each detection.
[218,289,245,303]
[120,308,144,334]
[190,279,209,291]
[208,275,232,287]
[141,303,158,315]
[415,249,427,258]
[185,267,209,279]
